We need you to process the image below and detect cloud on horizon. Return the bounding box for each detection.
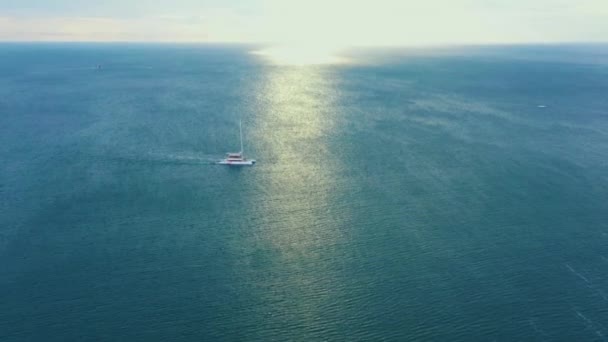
[0,0,607,45]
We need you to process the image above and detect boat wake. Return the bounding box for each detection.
[153,153,220,165]
[108,151,221,165]
[163,153,219,164]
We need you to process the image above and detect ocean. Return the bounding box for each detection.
[1,43,608,341]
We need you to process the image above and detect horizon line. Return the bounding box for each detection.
[1,40,607,48]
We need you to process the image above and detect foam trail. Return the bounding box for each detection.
[576,310,607,341]
[565,263,608,302]
[565,263,591,284]
[576,310,592,325]
[143,152,221,165]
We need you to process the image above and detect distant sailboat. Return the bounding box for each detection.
[218,120,256,166]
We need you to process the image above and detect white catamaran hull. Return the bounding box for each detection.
[218,160,256,166]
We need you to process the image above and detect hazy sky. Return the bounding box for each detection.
[1,0,607,45]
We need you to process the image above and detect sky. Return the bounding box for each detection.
[0,0,607,46]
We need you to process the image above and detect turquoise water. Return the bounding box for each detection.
[2,43,608,341]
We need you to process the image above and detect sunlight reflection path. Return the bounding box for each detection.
[246,65,351,333]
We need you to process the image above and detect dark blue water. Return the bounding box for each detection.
[2,43,608,341]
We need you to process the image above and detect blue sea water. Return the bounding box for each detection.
[1,43,608,341]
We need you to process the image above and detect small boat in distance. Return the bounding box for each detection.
[218,120,256,166]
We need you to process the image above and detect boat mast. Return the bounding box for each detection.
[239,120,244,154]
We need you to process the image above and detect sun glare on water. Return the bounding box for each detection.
[252,45,349,66]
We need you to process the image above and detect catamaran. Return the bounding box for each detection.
[218,120,256,166]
